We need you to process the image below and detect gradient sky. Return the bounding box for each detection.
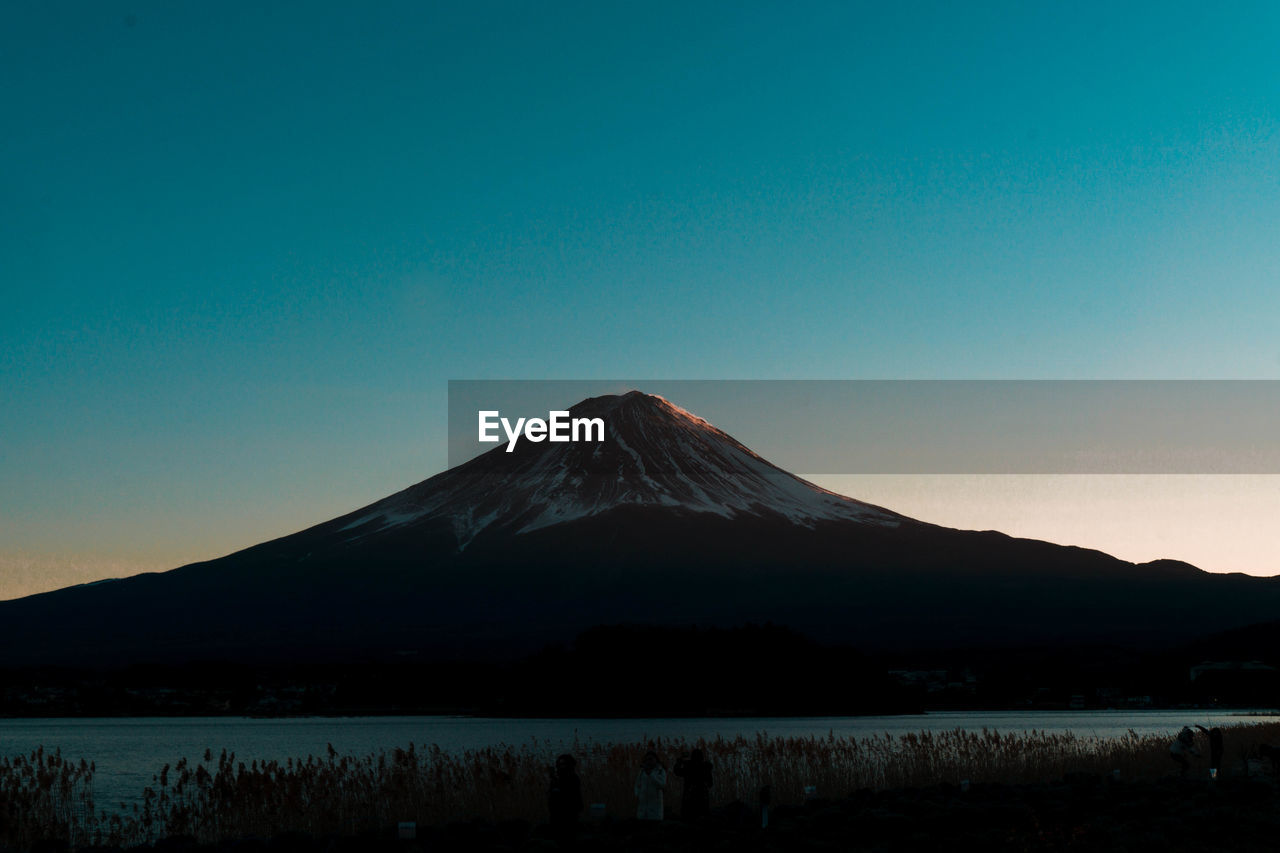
[3,1,1280,598]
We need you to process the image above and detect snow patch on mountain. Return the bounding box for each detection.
[337,391,903,549]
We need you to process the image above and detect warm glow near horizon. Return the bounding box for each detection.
[811,474,1280,577]
[5,3,1280,609]
[4,473,1276,602]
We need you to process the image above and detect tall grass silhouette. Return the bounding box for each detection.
[3,723,1277,848]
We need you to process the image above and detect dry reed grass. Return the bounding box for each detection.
[3,722,1278,849]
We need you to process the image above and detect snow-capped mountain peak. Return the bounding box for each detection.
[338,391,904,549]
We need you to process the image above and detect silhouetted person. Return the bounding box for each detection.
[634,750,667,821]
[1258,744,1280,775]
[674,748,713,819]
[1196,725,1224,774]
[1170,726,1199,776]
[548,753,583,843]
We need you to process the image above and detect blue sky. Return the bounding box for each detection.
[3,1,1279,595]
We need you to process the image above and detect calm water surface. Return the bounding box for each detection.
[1,711,1271,809]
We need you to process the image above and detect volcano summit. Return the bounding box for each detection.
[350,390,904,549]
[2,391,1279,666]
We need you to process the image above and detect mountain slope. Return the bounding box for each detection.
[335,391,904,548]
[1,391,1277,665]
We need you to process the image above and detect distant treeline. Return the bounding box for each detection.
[0,622,1277,717]
[492,624,917,716]
[0,625,913,717]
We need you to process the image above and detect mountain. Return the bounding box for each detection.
[340,390,904,547]
[2,390,1278,666]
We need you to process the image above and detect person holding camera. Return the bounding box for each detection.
[1170,726,1200,776]
[634,750,667,821]
[548,753,583,841]
[674,748,713,819]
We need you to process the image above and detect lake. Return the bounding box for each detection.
[1,710,1271,810]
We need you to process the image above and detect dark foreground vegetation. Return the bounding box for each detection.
[6,725,1280,851]
[8,772,1280,852]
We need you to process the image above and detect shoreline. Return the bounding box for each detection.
[1,707,1276,721]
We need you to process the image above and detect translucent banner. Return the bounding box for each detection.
[448,380,1280,474]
